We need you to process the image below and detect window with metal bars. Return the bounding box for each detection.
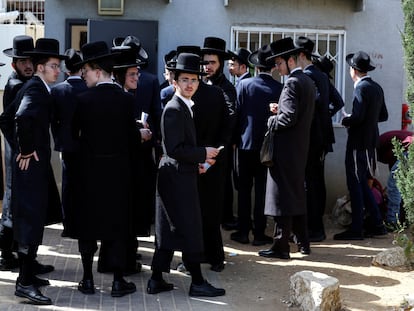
[6,0,44,24]
[230,26,347,123]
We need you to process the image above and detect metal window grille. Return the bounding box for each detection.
[231,26,347,123]
[6,0,44,24]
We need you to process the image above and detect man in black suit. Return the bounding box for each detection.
[333,51,388,240]
[201,37,238,231]
[228,47,252,89]
[0,35,35,272]
[51,49,88,237]
[258,37,315,260]
[71,41,138,298]
[294,37,333,242]
[230,44,283,246]
[12,38,66,305]
[147,53,225,297]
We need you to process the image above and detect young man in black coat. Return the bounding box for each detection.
[333,51,388,240]
[148,53,224,297]
[12,38,66,305]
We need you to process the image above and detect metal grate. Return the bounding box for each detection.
[6,0,44,24]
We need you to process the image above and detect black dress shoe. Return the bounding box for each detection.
[258,249,290,259]
[15,282,52,305]
[333,229,364,240]
[78,279,95,295]
[222,219,238,231]
[365,224,388,237]
[33,261,54,275]
[230,231,249,244]
[298,246,311,255]
[252,234,273,246]
[111,279,136,297]
[147,278,174,294]
[189,280,225,297]
[210,262,225,272]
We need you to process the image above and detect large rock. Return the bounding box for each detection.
[372,246,408,267]
[290,270,341,311]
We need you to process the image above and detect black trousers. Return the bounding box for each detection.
[79,239,127,271]
[305,147,327,235]
[237,149,267,236]
[272,215,309,252]
[151,247,203,273]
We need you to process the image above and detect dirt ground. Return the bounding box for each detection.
[218,216,414,311]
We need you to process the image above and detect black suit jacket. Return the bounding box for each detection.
[51,76,88,152]
[342,76,388,151]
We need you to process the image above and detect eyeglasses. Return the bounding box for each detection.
[275,61,285,67]
[127,72,140,78]
[178,78,199,84]
[45,63,60,70]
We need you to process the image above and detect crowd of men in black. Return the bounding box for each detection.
[0,33,388,305]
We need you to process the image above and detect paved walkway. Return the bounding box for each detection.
[0,224,234,311]
[1,220,413,311]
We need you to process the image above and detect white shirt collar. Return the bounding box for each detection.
[354,75,370,88]
[35,74,51,94]
[176,93,195,117]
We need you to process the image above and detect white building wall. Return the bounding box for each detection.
[44,0,406,211]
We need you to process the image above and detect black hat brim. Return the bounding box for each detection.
[266,47,303,62]
[24,51,68,60]
[200,48,231,60]
[346,53,375,72]
[248,51,273,68]
[165,65,207,76]
[3,48,31,58]
[74,53,118,67]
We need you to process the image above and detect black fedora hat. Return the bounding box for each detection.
[3,35,34,58]
[77,41,116,67]
[113,35,149,64]
[175,46,208,66]
[201,37,231,59]
[166,53,206,76]
[266,37,303,61]
[248,45,274,68]
[294,36,319,57]
[164,49,177,65]
[314,55,334,78]
[346,51,375,72]
[64,48,83,72]
[228,48,252,66]
[112,46,145,69]
[24,38,67,59]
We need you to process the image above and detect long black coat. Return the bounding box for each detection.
[13,76,62,246]
[155,95,206,253]
[71,83,139,240]
[265,70,315,217]
[0,71,30,228]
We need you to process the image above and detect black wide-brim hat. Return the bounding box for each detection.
[294,36,319,58]
[201,37,231,59]
[113,35,149,64]
[76,41,116,66]
[3,35,34,58]
[346,51,375,72]
[24,38,67,60]
[175,45,208,66]
[64,48,83,71]
[248,45,274,68]
[266,37,303,61]
[314,55,334,78]
[112,46,146,69]
[228,47,252,67]
[166,52,207,76]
